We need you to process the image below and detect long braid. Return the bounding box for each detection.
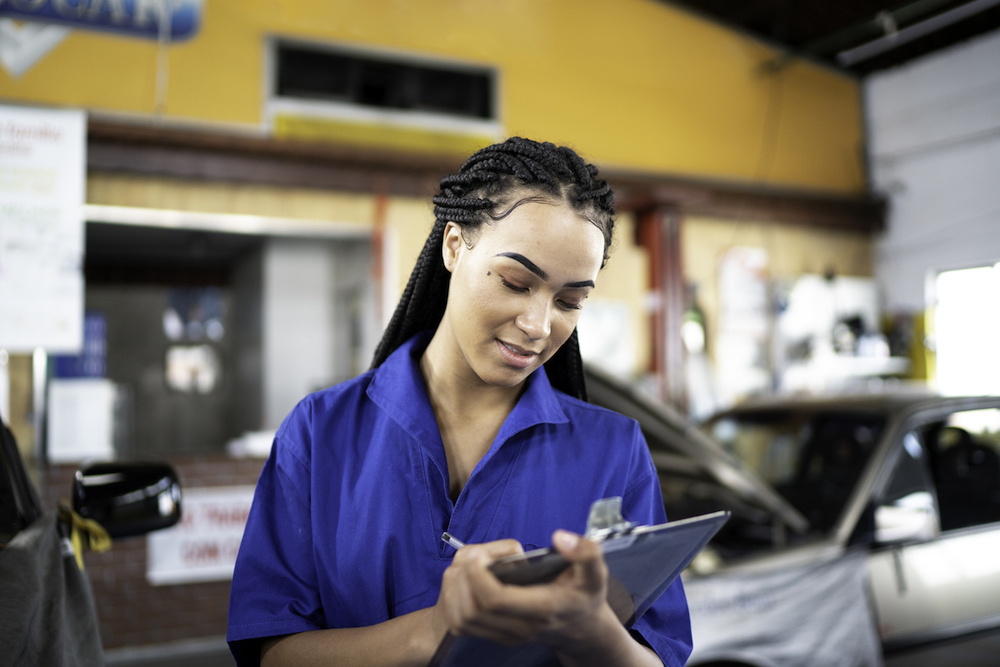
[371,137,616,401]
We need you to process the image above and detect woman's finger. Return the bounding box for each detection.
[451,538,523,566]
[481,538,525,559]
[552,530,607,595]
[443,548,547,642]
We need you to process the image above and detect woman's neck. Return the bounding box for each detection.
[419,331,523,420]
[420,329,525,499]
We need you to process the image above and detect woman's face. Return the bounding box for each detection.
[438,199,605,389]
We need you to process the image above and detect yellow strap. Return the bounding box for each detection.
[58,500,111,570]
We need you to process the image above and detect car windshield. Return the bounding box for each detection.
[653,409,886,560]
[708,410,886,533]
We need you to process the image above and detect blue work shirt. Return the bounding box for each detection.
[227,332,692,666]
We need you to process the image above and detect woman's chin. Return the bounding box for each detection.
[476,361,537,388]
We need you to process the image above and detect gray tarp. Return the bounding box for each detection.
[0,511,105,666]
[683,549,882,667]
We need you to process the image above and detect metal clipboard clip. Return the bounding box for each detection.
[584,497,639,551]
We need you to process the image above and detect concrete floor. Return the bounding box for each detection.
[884,628,1000,667]
[103,628,1000,667]
[104,636,233,667]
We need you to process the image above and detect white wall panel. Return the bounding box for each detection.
[866,28,1000,311]
[262,238,336,428]
[260,237,375,429]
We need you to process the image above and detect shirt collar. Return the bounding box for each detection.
[367,331,569,445]
[498,357,569,440]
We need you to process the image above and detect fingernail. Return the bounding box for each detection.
[554,530,579,550]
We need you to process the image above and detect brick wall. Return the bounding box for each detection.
[41,456,265,650]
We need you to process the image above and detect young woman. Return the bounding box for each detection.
[227,138,692,667]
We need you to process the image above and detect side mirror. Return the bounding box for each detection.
[874,491,938,544]
[73,462,182,539]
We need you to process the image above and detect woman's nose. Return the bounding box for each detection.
[515,300,552,342]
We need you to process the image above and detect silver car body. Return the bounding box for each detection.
[585,366,1000,665]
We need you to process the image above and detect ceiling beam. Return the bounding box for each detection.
[800,0,959,57]
[609,170,885,232]
[836,0,1000,65]
[87,119,885,233]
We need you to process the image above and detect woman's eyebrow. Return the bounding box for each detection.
[495,252,595,289]
[496,252,547,280]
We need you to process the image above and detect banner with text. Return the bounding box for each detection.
[0,0,203,42]
[147,485,255,586]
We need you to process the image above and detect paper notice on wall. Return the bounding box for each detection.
[47,378,116,462]
[147,486,255,586]
[716,247,771,404]
[0,105,86,353]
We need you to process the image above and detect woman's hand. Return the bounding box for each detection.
[432,531,661,666]
[430,537,526,643]
[259,534,659,667]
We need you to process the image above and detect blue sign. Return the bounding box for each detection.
[0,0,203,42]
[52,312,107,378]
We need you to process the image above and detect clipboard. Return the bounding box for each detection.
[427,502,730,667]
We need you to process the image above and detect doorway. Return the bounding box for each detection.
[65,214,376,460]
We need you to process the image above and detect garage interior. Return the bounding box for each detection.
[2,1,999,665]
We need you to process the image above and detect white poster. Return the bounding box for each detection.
[0,105,86,352]
[147,486,256,586]
[716,247,770,404]
[46,378,116,462]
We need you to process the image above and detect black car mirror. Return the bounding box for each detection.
[73,462,182,539]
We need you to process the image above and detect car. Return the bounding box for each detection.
[1,420,182,666]
[585,365,1000,666]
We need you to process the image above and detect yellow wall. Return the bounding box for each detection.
[590,212,652,373]
[683,216,874,358]
[2,0,865,194]
[383,197,435,297]
[87,173,375,223]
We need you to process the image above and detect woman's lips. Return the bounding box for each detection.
[496,339,537,369]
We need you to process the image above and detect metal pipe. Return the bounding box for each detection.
[32,347,47,466]
[0,349,9,425]
[801,0,958,57]
[837,0,1000,65]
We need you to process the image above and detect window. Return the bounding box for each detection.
[934,265,1000,396]
[273,42,495,121]
[925,409,1000,531]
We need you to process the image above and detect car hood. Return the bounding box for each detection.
[584,365,809,535]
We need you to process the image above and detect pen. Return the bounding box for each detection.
[441,532,466,550]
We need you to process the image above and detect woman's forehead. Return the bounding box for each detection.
[474,201,604,275]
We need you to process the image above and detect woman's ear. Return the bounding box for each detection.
[441,222,464,273]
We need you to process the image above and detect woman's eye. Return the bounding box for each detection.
[500,277,529,293]
[558,299,583,311]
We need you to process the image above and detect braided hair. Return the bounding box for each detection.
[371,137,616,401]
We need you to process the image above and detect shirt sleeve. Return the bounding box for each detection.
[227,409,325,667]
[620,421,694,667]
